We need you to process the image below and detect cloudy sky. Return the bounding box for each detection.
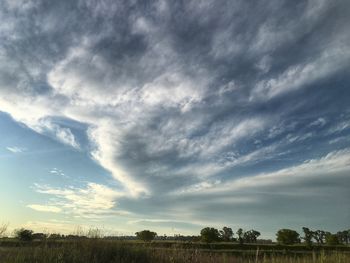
[1,0,350,238]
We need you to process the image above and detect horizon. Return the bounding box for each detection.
[0,0,350,240]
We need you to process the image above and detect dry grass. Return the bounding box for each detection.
[0,240,349,263]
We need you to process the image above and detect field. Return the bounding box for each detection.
[0,239,349,263]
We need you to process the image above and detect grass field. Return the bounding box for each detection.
[0,239,349,263]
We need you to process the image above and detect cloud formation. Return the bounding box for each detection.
[27,204,62,213]
[6,146,25,153]
[0,0,350,233]
[30,183,125,219]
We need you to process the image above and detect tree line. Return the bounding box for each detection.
[1,224,349,246]
[135,227,350,245]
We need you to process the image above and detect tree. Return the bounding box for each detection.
[48,233,63,240]
[200,227,220,243]
[236,228,244,245]
[325,232,339,245]
[135,230,157,242]
[219,227,233,242]
[15,228,34,241]
[313,230,326,245]
[0,223,8,238]
[32,233,47,240]
[337,230,350,244]
[243,230,261,243]
[302,227,313,246]
[276,229,300,245]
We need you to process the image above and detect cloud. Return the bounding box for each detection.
[27,204,62,213]
[6,146,25,153]
[250,45,350,101]
[49,168,65,176]
[31,182,125,218]
[6,146,26,153]
[309,118,327,127]
[220,148,350,193]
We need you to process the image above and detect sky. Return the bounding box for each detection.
[0,0,350,239]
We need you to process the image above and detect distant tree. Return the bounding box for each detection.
[15,228,34,241]
[325,232,339,245]
[236,228,244,245]
[32,233,47,240]
[302,227,313,246]
[48,233,62,240]
[276,229,300,245]
[135,230,157,242]
[87,228,102,239]
[243,230,261,243]
[337,230,350,244]
[313,230,326,245]
[219,227,233,242]
[200,227,220,243]
[0,223,8,238]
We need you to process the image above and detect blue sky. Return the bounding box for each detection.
[0,0,350,239]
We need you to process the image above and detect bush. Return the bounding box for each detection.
[135,230,157,242]
[200,227,220,243]
[15,228,34,241]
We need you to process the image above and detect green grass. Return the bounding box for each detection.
[0,240,349,263]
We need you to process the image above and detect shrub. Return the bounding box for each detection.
[15,228,34,241]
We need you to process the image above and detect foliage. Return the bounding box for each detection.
[135,230,157,242]
[302,227,313,246]
[313,230,326,244]
[32,233,47,240]
[14,228,34,241]
[0,240,350,263]
[0,223,9,237]
[219,226,233,241]
[236,228,244,244]
[325,233,339,245]
[336,230,350,244]
[276,229,300,245]
[200,227,220,243]
[48,233,63,240]
[243,229,260,243]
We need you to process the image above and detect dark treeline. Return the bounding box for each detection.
[3,226,350,246]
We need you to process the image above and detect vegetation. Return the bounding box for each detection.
[219,226,233,242]
[135,230,157,242]
[200,227,221,243]
[302,227,313,246]
[1,224,349,262]
[237,228,244,245]
[0,240,349,263]
[0,223,8,237]
[276,229,300,245]
[14,228,34,242]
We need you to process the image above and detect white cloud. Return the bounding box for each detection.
[250,43,350,101]
[180,148,350,195]
[27,204,62,213]
[6,146,25,153]
[32,182,125,218]
[34,120,80,149]
[309,117,327,127]
[49,168,65,176]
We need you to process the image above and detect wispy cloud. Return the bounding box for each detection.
[31,182,126,219]
[27,204,62,213]
[49,168,65,177]
[6,146,25,153]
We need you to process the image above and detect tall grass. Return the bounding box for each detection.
[0,240,349,263]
